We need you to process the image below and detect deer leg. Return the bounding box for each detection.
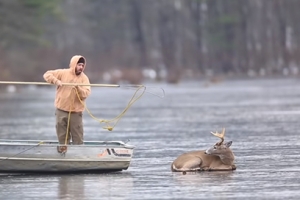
[173,157,202,172]
[209,164,236,171]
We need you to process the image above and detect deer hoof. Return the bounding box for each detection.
[202,167,210,171]
[232,164,237,170]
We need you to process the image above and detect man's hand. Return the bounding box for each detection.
[56,80,63,87]
[73,85,80,91]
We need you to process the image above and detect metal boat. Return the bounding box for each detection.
[0,139,134,173]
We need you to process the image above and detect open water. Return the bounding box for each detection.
[0,78,300,200]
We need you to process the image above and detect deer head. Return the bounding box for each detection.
[204,128,234,165]
[205,141,233,156]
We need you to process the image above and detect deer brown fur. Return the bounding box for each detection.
[171,128,236,172]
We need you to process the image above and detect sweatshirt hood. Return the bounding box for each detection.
[69,55,86,75]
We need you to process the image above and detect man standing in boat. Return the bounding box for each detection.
[43,55,91,145]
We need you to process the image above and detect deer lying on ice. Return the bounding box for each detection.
[171,128,236,173]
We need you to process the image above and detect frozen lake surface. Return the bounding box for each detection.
[0,78,300,199]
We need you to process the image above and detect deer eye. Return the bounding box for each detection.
[213,146,217,149]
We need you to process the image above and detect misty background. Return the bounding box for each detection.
[1,0,300,84]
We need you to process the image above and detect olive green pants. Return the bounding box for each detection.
[55,109,84,145]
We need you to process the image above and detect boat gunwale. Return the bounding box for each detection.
[0,157,132,161]
[0,139,135,149]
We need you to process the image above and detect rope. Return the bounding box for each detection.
[62,85,146,145]
[0,82,149,156]
[0,141,44,162]
[64,87,78,145]
[0,81,150,144]
[74,85,146,131]
[65,110,72,145]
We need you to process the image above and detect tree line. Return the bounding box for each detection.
[1,0,300,83]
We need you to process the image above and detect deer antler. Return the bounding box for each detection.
[210,128,225,146]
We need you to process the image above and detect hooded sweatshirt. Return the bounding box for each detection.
[43,55,91,112]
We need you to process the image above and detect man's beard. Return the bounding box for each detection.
[75,69,82,75]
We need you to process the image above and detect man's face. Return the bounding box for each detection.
[75,63,84,75]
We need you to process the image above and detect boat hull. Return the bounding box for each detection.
[0,140,134,173]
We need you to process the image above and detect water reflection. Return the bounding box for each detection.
[172,170,234,186]
[57,173,133,200]
[0,172,133,200]
[58,175,85,200]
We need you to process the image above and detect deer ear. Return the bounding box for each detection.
[225,141,232,147]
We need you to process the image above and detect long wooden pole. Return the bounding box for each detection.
[0,81,121,87]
